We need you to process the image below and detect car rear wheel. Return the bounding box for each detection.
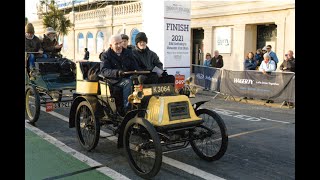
[75,101,100,151]
[190,109,228,161]
[25,85,40,123]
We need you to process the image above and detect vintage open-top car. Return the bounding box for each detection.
[25,53,76,123]
[69,61,228,178]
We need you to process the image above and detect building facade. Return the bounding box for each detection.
[31,0,295,71]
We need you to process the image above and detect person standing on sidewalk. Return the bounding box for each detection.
[211,50,224,68]
[280,50,295,107]
[83,48,89,60]
[259,53,276,103]
[280,50,295,72]
[265,45,278,69]
[203,53,212,91]
[244,52,257,70]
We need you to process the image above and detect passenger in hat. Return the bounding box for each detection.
[132,32,175,84]
[121,34,135,51]
[42,27,63,58]
[25,23,47,78]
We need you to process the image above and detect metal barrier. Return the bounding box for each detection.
[192,65,295,107]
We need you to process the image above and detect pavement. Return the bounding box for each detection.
[25,128,111,180]
[25,87,295,179]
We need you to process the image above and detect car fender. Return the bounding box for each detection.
[192,101,209,111]
[117,109,147,148]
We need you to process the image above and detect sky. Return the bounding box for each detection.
[25,0,39,21]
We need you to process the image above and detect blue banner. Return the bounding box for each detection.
[193,65,221,92]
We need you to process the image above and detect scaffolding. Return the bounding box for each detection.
[58,0,137,12]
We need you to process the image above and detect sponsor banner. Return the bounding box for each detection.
[175,74,185,90]
[215,27,232,54]
[286,75,295,103]
[164,1,191,19]
[220,70,295,101]
[193,65,221,92]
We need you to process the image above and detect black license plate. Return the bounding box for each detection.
[53,101,72,108]
[151,84,174,95]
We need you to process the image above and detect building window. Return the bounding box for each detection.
[96,31,104,53]
[130,28,139,46]
[87,32,94,53]
[78,33,84,53]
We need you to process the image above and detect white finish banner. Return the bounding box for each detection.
[164,18,190,68]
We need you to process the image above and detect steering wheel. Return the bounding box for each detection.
[123,70,150,75]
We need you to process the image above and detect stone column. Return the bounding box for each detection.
[244,24,257,57]
[275,19,286,71]
[284,9,295,54]
[203,26,213,64]
[232,24,246,71]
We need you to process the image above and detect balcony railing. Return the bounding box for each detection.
[113,1,141,16]
[75,8,111,21]
[74,1,141,21]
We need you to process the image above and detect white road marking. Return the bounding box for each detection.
[162,156,225,180]
[40,107,225,180]
[259,117,290,124]
[213,108,291,124]
[25,120,130,180]
[166,124,286,152]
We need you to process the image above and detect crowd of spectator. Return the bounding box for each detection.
[202,44,295,107]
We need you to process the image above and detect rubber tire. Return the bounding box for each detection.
[123,118,162,179]
[75,101,100,151]
[190,109,228,161]
[25,85,40,123]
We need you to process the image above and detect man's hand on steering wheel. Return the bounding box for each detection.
[161,70,168,77]
[118,70,125,77]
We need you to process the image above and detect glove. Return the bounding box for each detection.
[118,70,125,77]
[161,70,168,77]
